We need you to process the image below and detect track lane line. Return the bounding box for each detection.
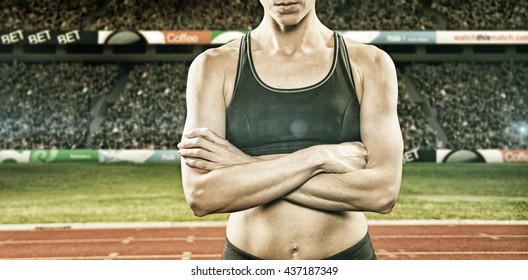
[373,234,527,239]
[105,252,119,260]
[1,254,223,260]
[478,233,500,240]
[2,234,525,245]
[181,252,192,260]
[4,251,528,260]
[1,220,527,231]
[121,236,134,244]
[376,251,528,255]
[0,236,226,245]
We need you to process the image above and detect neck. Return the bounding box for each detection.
[252,9,332,55]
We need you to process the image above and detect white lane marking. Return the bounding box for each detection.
[122,236,134,244]
[376,251,528,255]
[0,221,228,231]
[1,234,524,245]
[373,235,526,239]
[1,234,524,246]
[0,239,12,246]
[376,249,397,258]
[478,233,500,240]
[399,249,418,258]
[0,236,225,245]
[1,254,222,260]
[1,220,527,231]
[181,251,192,260]
[368,220,528,226]
[5,251,527,260]
[105,252,119,260]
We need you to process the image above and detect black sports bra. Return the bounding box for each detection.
[226,32,360,156]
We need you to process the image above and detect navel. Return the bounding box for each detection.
[291,242,299,259]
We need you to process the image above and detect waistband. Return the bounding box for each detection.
[222,232,376,260]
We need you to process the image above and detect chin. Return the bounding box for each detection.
[272,14,305,27]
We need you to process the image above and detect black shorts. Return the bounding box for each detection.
[222,232,377,260]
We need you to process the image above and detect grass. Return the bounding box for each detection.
[0,163,526,224]
[366,163,528,220]
[0,163,227,223]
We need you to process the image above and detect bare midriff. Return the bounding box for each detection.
[226,201,368,260]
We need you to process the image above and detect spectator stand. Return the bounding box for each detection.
[1,0,527,151]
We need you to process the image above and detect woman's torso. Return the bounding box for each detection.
[221,31,368,259]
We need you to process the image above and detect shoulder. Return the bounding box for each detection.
[341,37,398,108]
[189,38,242,76]
[186,39,243,107]
[342,37,396,78]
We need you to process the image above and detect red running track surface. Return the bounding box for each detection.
[0,224,527,260]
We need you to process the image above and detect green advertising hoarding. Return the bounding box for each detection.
[29,150,99,163]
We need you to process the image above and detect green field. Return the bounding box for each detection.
[0,163,527,224]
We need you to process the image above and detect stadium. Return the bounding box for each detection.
[0,0,527,262]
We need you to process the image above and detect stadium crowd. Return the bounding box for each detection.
[410,61,528,149]
[0,0,100,30]
[1,0,527,31]
[91,63,188,150]
[0,62,118,149]
[397,70,438,151]
[2,60,526,150]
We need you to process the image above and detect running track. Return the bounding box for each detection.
[1,222,527,260]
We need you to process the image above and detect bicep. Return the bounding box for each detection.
[181,52,228,186]
[360,50,403,176]
[183,53,226,138]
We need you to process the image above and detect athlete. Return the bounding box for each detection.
[178,0,403,260]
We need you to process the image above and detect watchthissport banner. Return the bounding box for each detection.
[97,30,528,45]
[436,31,528,44]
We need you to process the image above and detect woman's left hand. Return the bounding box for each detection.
[177,128,259,171]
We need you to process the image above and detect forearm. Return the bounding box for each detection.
[183,147,323,216]
[283,166,401,213]
[179,129,381,216]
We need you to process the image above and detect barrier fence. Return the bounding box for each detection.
[1,30,527,45]
[0,149,527,164]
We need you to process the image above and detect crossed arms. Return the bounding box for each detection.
[179,45,403,217]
